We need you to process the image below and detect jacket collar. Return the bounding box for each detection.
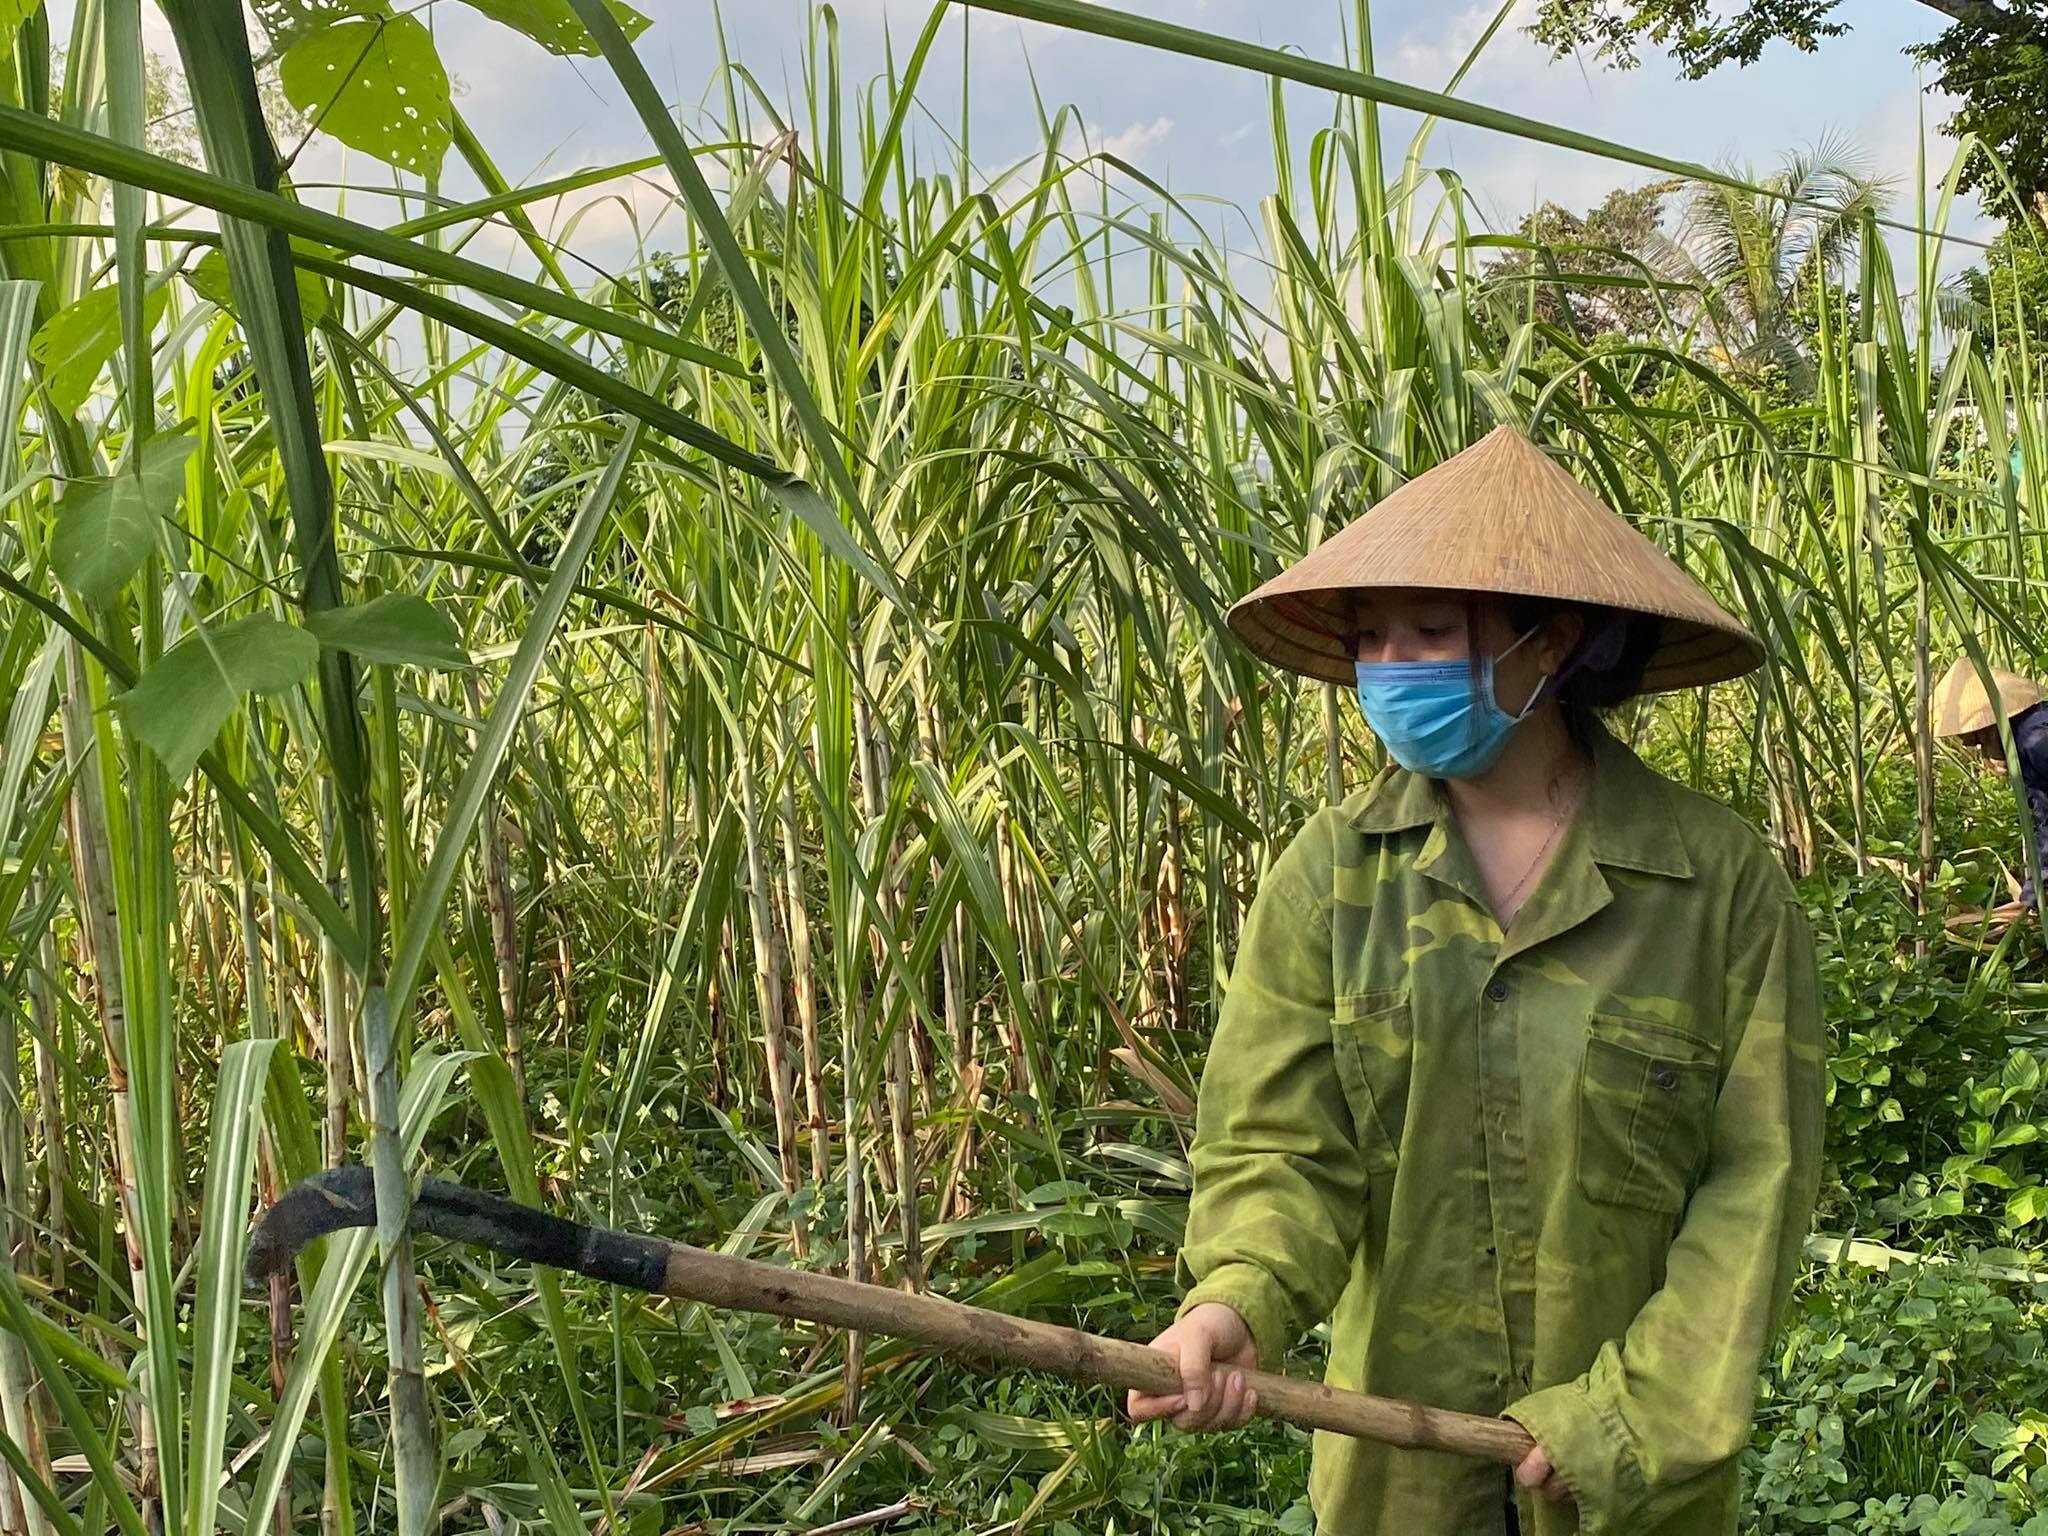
[1343,721,1694,881]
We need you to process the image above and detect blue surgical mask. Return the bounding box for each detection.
[1353,626,1548,780]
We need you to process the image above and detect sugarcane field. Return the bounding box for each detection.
[7,0,2048,1531]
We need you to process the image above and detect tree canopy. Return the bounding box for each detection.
[1528,0,2048,213]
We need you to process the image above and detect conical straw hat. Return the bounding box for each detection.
[1932,656,2044,737]
[1226,425,1764,694]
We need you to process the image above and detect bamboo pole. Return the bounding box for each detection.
[252,1170,1538,1470]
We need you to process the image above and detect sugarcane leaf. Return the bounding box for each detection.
[53,433,197,604]
[280,15,451,177]
[183,1039,276,1536]
[29,283,168,419]
[457,0,650,57]
[185,247,329,332]
[121,614,319,781]
[304,593,471,670]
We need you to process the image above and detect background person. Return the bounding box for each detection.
[1933,657,2048,908]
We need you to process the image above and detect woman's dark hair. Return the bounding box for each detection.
[1497,596,1662,748]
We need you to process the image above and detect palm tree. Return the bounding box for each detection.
[1657,137,1894,391]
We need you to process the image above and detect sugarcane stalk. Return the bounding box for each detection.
[911,663,967,1085]
[778,766,830,1190]
[57,644,160,1528]
[735,742,805,1254]
[0,995,52,1536]
[465,676,525,1100]
[852,684,922,1291]
[25,878,63,1298]
[225,820,296,1536]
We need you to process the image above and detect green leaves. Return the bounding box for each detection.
[121,615,319,781]
[30,283,169,419]
[303,594,471,669]
[53,434,197,604]
[119,597,471,779]
[458,0,651,56]
[185,247,329,332]
[281,15,452,177]
[2009,1185,2048,1229]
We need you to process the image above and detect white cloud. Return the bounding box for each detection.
[1385,0,1545,93]
[1100,115,1174,164]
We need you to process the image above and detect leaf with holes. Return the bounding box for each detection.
[304,593,471,669]
[53,435,199,605]
[250,0,387,51]
[121,615,320,782]
[281,15,451,177]
[186,248,330,333]
[30,284,170,420]
[457,0,649,57]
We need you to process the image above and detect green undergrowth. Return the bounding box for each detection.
[299,847,2048,1536]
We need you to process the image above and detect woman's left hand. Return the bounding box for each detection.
[1513,1444,1573,1505]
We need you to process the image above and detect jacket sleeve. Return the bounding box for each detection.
[2011,710,2048,883]
[1174,812,1370,1370]
[1504,888,1826,1531]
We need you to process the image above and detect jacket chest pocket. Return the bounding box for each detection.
[1332,990,1412,1174]
[1577,1016,1718,1215]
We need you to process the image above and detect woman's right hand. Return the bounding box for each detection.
[1126,1302,1260,1432]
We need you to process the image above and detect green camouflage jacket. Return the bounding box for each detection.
[1177,725,1824,1535]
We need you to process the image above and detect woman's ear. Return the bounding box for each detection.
[1535,611,1585,675]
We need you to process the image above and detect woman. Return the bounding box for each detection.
[1932,656,2048,908]
[1129,427,1824,1536]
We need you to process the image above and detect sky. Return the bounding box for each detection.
[99,0,1999,295]
[398,0,1997,274]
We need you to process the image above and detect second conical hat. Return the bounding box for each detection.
[1226,426,1764,694]
[1932,656,2044,737]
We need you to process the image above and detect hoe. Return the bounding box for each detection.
[248,1167,1536,1467]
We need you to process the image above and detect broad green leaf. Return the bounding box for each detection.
[29,283,169,420]
[2008,1185,2048,1228]
[185,247,329,332]
[304,593,471,670]
[457,0,650,57]
[250,0,387,51]
[52,434,198,604]
[281,15,451,177]
[120,614,319,781]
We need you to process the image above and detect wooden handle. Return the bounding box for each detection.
[657,1241,1536,1466]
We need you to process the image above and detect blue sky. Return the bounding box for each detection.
[390,0,1993,275]
[94,0,1997,292]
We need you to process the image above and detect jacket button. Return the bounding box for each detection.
[1653,1067,1680,1090]
[1485,977,1509,1003]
